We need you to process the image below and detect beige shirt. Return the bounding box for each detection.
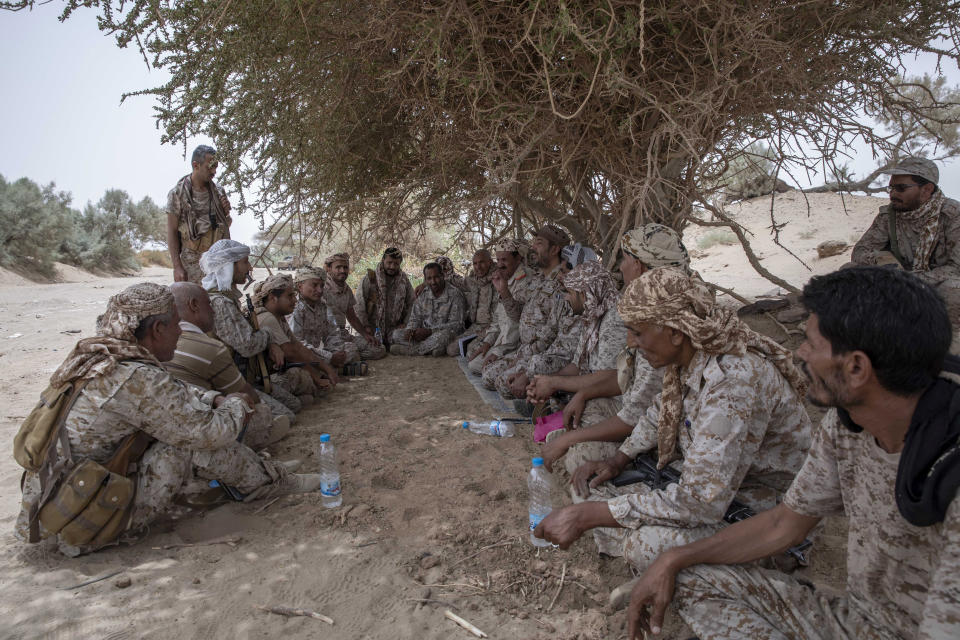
[164,321,246,394]
[784,409,960,640]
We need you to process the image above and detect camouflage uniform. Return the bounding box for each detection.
[447,271,498,357]
[167,176,231,284]
[355,266,415,342]
[208,288,296,418]
[467,264,536,374]
[389,283,467,356]
[256,309,321,409]
[323,276,387,360]
[289,298,362,364]
[483,266,571,395]
[852,196,960,322]
[15,362,284,552]
[586,349,812,571]
[674,409,960,640]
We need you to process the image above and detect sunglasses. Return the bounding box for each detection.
[887,184,918,193]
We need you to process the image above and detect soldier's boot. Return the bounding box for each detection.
[278,459,302,473]
[248,473,323,501]
[267,415,291,445]
[389,344,413,356]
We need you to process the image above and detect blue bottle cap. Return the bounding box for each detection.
[320,434,331,443]
[462,421,469,428]
[532,457,544,467]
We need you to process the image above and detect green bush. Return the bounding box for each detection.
[697,229,738,250]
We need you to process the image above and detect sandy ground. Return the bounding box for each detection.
[0,191,879,639]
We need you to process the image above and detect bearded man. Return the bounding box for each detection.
[322,252,386,361]
[355,247,415,347]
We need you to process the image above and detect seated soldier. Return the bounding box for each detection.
[534,267,812,574]
[288,266,356,368]
[533,224,690,480]
[483,228,572,394]
[355,247,415,347]
[252,274,338,405]
[14,283,321,556]
[322,252,386,360]
[199,239,296,418]
[447,249,497,357]
[389,262,467,356]
[467,240,536,374]
[165,282,291,450]
[625,267,960,640]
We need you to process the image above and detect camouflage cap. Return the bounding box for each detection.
[493,238,528,255]
[252,273,294,308]
[882,156,939,185]
[323,252,350,267]
[621,224,690,271]
[96,282,175,342]
[294,266,326,284]
[383,247,403,261]
[531,225,571,248]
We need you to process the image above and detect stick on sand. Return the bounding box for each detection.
[443,609,487,638]
[256,605,334,625]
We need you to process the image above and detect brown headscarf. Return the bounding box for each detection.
[563,261,619,369]
[618,268,807,468]
[294,266,326,284]
[50,283,172,387]
[324,252,350,267]
[897,190,945,271]
[252,273,294,311]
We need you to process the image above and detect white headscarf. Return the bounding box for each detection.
[200,239,250,291]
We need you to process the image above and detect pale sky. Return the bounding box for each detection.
[1,4,959,249]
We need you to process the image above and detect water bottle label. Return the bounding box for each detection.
[489,421,501,436]
[321,477,341,497]
[529,512,546,531]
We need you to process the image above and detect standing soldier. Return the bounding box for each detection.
[167,144,232,283]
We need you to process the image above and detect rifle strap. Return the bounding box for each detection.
[886,209,910,269]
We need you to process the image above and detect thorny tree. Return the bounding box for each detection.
[7,0,960,291]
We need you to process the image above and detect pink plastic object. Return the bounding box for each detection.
[534,411,565,443]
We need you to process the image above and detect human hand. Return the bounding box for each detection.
[562,392,587,429]
[626,554,681,638]
[527,375,556,404]
[483,353,499,366]
[330,351,348,368]
[470,343,491,361]
[414,283,426,297]
[414,328,432,342]
[219,193,231,212]
[570,456,625,498]
[173,264,188,282]
[364,329,378,344]
[531,505,587,550]
[540,432,572,472]
[508,373,528,398]
[491,271,509,297]
[268,343,285,369]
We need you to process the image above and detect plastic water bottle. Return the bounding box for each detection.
[528,457,553,548]
[462,419,515,437]
[318,433,342,508]
[374,327,383,344]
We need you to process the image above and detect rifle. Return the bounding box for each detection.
[245,293,273,394]
[279,361,324,372]
[612,453,813,566]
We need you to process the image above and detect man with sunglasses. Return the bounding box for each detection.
[852,156,960,332]
[167,144,233,284]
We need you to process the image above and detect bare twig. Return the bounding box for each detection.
[58,570,123,590]
[547,562,566,612]
[444,610,488,638]
[156,534,242,550]
[449,538,518,568]
[253,497,280,515]
[255,605,334,625]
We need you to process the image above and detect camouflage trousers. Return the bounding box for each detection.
[481,356,515,391]
[240,403,286,450]
[179,247,205,285]
[131,439,282,531]
[329,334,386,361]
[269,367,320,413]
[389,327,458,356]
[586,480,783,572]
[446,324,491,357]
[673,564,896,640]
[256,388,295,421]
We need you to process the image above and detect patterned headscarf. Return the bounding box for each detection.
[51,283,172,386]
[561,243,599,267]
[563,261,619,368]
[618,268,807,468]
[324,252,350,267]
[200,239,250,292]
[383,247,403,261]
[252,273,294,311]
[896,190,945,271]
[493,238,530,264]
[294,266,326,284]
[436,256,456,279]
[621,224,690,271]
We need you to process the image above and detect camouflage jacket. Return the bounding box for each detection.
[404,283,467,333]
[323,276,358,337]
[523,307,584,376]
[611,349,812,528]
[464,273,497,327]
[355,270,415,331]
[288,298,336,362]
[511,271,570,362]
[851,197,960,285]
[615,347,665,428]
[482,264,537,356]
[209,288,271,358]
[784,409,960,640]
